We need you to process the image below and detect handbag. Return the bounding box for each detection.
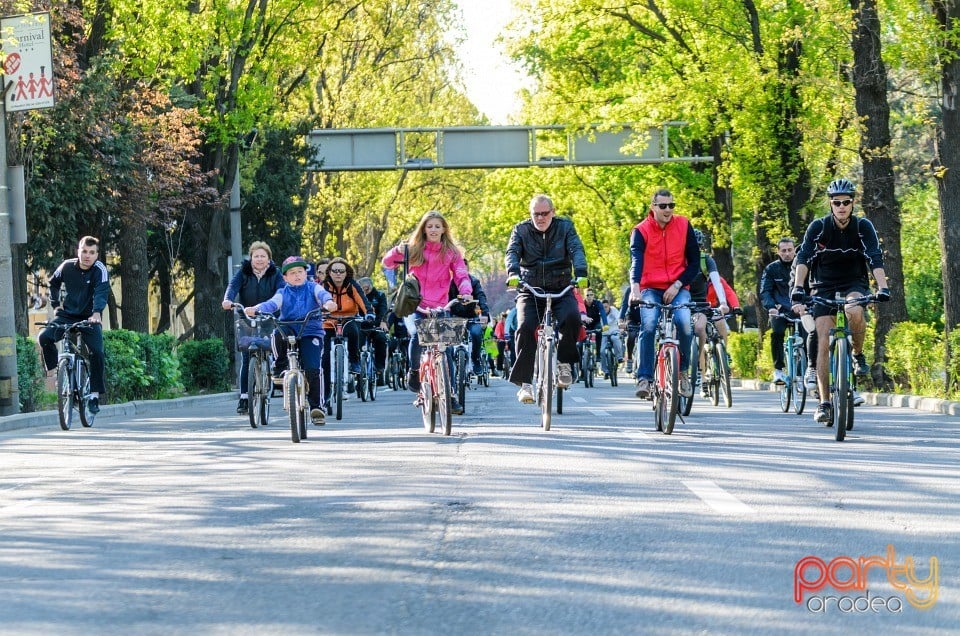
[391,244,421,318]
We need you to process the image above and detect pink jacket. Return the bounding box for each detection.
[383,241,471,309]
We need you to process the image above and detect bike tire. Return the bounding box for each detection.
[541,339,555,430]
[716,343,732,408]
[287,373,303,443]
[248,355,264,428]
[662,345,681,434]
[455,348,468,412]
[608,348,619,387]
[437,354,453,435]
[834,338,849,441]
[335,346,345,421]
[420,364,436,433]
[369,364,378,401]
[779,349,791,413]
[582,348,594,388]
[56,358,73,431]
[681,339,697,416]
[793,346,807,415]
[709,347,721,407]
[357,352,368,402]
[77,358,93,427]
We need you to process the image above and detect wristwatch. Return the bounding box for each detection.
[673,281,682,289]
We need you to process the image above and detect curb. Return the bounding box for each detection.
[0,393,234,433]
[737,379,960,418]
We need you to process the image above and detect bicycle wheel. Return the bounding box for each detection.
[709,346,721,407]
[834,338,849,441]
[437,353,453,436]
[661,345,681,434]
[248,354,265,428]
[334,346,345,421]
[357,352,369,402]
[455,347,468,412]
[716,343,732,408]
[582,347,594,388]
[368,360,378,401]
[77,358,93,427]
[541,339,555,431]
[287,373,303,443]
[420,364,436,433]
[608,347,619,387]
[793,346,807,415]
[56,358,73,431]
[680,339,697,416]
[779,345,791,413]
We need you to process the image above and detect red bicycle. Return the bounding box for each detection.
[415,298,473,435]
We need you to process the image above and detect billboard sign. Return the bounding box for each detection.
[2,12,55,112]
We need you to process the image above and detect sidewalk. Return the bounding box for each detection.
[739,379,960,417]
[0,393,233,433]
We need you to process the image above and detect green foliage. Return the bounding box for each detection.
[949,328,960,400]
[899,185,943,327]
[177,339,231,393]
[16,335,46,413]
[105,330,183,403]
[727,331,760,380]
[884,322,944,397]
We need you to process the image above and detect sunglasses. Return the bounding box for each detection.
[532,210,553,218]
[330,268,347,274]
[654,202,676,210]
[831,199,853,207]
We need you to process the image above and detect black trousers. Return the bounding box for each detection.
[508,291,581,386]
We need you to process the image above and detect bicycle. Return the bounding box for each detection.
[805,293,877,441]
[327,316,361,421]
[600,330,620,387]
[513,281,575,431]
[415,298,469,435]
[356,324,385,402]
[477,347,492,387]
[273,308,324,443]
[636,300,704,435]
[36,320,97,430]
[772,312,807,415]
[449,318,476,414]
[701,307,733,409]
[579,329,598,388]
[233,304,276,428]
[386,336,409,391]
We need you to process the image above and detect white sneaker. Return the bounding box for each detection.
[557,363,573,388]
[804,368,817,390]
[517,384,535,404]
[773,369,787,385]
[679,372,693,398]
[853,392,865,407]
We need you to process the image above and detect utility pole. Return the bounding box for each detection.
[0,88,19,415]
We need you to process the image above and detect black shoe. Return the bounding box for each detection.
[88,397,100,414]
[815,402,833,425]
[854,354,869,377]
[236,398,249,414]
[451,398,464,415]
[407,370,421,393]
[376,371,385,386]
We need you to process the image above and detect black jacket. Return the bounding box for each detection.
[760,259,793,311]
[223,259,284,308]
[50,258,110,320]
[505,216,588,292]
[795,214,883,288]
[449,274,490,319]
[365,285,389,323]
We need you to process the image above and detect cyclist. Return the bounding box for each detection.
[358,276,389,385]
[579,288,607,375]
[482,315,500,376]
[382,210,473,415]
[39,236,110,414]
[629,188,700,400]
[321,257,373,409]
[505,194,589,404]
[448,261,491,376]
[248,256,337,426]
[221,241,284,414]
[687,229,729,397]
[599,298,624,379]
[761,238,804,386]
[792,178,891,424]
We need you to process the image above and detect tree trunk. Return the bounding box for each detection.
[119,217,150,333]
[12,244,28,336]
[933,0,960,394]
[850,0,909,367]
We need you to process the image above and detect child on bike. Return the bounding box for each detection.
[246,256,337,426]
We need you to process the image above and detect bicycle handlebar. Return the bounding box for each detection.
[510,280,575,300]
[416,296,477,316]
[804,294,878,310]
[35,320,95,331]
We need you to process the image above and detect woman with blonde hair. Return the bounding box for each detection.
[382,211,473,412]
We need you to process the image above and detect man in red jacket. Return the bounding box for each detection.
[627,189,700,400]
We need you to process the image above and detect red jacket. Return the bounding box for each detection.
[707,276,739,309]
[633,213,692,289]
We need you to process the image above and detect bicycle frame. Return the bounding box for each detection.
[328,316,359,421]
[233,305,276,428]
[37,320,95,431]
[415,298,470,435]
[775,313,807,415]
[273,308,324,443]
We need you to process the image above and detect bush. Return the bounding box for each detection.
[884,322,944,397]
[177,338,230,392]
[16,335,46,413]
[727,331,760,379]
[947,327,960,400]
[104,330,183,403]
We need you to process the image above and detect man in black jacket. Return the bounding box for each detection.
[39,236,111,414]
[358,277,389,384]
[760,237,801,386]
[505,194,589,404]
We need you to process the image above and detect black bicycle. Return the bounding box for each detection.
[37,320,97,430]
[233,305,276,428]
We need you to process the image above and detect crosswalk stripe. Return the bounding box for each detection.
[682,479,755,515]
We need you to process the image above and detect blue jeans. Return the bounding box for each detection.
[636,288,693,382]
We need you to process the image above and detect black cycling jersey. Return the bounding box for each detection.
[794,213,884,289]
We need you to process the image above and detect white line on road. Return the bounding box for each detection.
[682,480,755,515]
[571,396,587,403]
[589,410,612,418]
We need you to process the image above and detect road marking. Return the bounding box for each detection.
[571,396,587,403]
[589,409,611,418]
[682,480,755,515]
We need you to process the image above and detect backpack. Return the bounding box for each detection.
[390,244,421,318]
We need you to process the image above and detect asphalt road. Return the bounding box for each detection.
[1,373,958,635]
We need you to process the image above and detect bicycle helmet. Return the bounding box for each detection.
[693,228,706,249]
[826,178,856,196]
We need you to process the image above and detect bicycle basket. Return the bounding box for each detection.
[418,317,468,346]
[235,316,275,352]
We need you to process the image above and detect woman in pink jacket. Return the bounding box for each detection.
[383,210,473,401]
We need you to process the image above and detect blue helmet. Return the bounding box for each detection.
[826,178,856,196]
